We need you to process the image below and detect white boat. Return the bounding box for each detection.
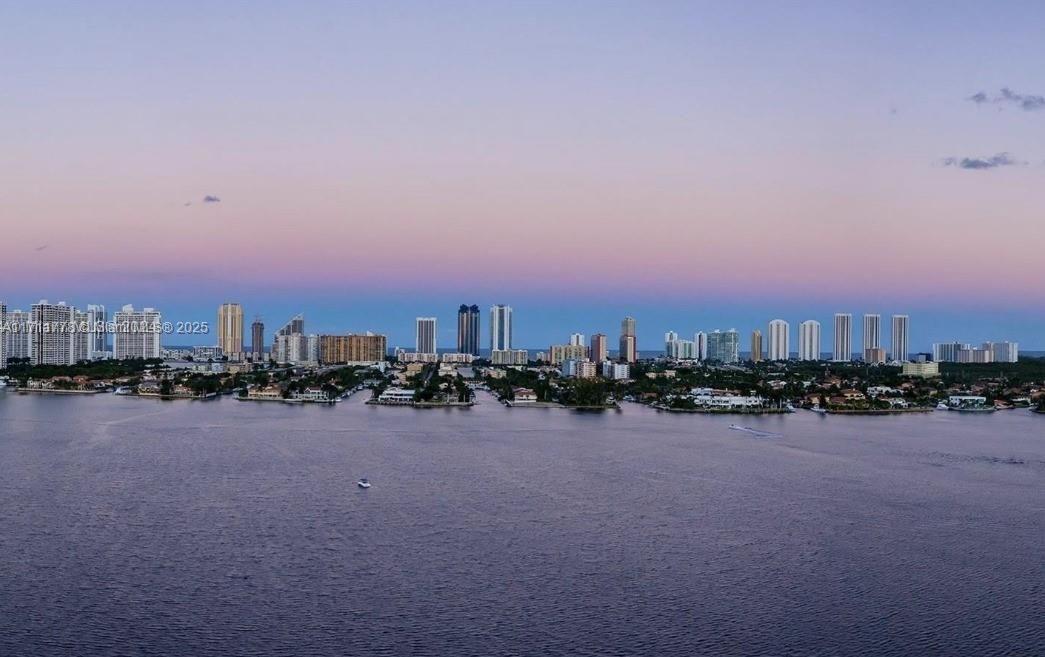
[810,406,827,414]
[936,402,948,410]
[0,378,8,389]
[357,478,371,489]
[113,386,133,396]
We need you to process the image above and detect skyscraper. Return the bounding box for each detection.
[664,331,679,358]
[5,309,30,362]
[695,331,708,361]
[707,329,739,363]
[30,300,76,365]
[932,342,969,363]
[590,333,608,362]
[767,319,789,361]
[112,305,162,360]
[619,316,637,363]
[569,333,586,347]
[863,314,881,352]
[490,305,513,352]
[890,314,909,362]
[251,318,265,359]
[85,304,108,359]
[272,314,305,364]
[0,302,6,369]
[71,308,89,363]
[217,303,244,356]
[799,320,821,361]
[415,317,437,354]
[988,341,1019,363]
[833,313,852,361]
[457,305,480,356]
[750,329,763,362]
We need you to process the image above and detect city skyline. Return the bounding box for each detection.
[0,294,1037,355]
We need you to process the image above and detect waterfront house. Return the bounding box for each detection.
[512,387,538,404]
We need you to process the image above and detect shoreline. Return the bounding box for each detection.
[507,402,620,410]
[653,405,791,415]
[135,392,220,401]
[825,407,936,415]
[15,388,103,395]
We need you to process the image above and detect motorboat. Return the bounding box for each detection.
[113,386,133,396]
[357,478,371,489]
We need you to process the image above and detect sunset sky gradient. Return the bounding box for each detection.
[2,1,1044,348]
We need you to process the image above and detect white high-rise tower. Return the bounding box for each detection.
[833,313,852,361]
[863,314,881,351]
[890,315,909,362]
[490,305,513,352]
[767,319,790,361]
[799,320,821,361]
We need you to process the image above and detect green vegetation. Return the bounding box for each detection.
[1,358,164,385]
[406,364,473,403]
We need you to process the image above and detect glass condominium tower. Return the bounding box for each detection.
[457,305,480,356]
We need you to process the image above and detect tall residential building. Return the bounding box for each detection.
[457,305,480,356]
[71,308,90,363]
[272,314,305,363]
[251,319,265,358]
[833,313,853,362]
[590,333,608,363]
[30,301,76,365]
[750,330,763,363]
[619,316,637,363]
[415,317,437,354]
[549,343,588,365]
[275,314,305,338]
[932,342,969,362]
[112,305,162,360]
[798,320,821,361]
[0,302,6,369]
[569,333,586,347]
[695,331,708,361]
[890,314,909,362]
[707,329,739,364]
[767,320,790,361]
[351,333,387,362]
[986,341,1019,363]
[5,309,31,361]
[85,304,108,359]
[664,331,679,358]
[863,314,881,352]
[217,303,244,355]
[958,346,993,364]
[663,332,696,360]
[490,305,513,352]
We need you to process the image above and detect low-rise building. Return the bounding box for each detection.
[292,387,331,402]
[575,361,597,379]
[602,362,630,380]
[377,388,415,404]
[512,387,538,403]
[902,361,940,378]
[247,386,284,400]
[440,352,475,364]
[398,352,440,363]
[491,349,528,365]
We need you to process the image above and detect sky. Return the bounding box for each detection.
[2,1,1044,349]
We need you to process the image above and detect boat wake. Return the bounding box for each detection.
[728,424,782,438]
